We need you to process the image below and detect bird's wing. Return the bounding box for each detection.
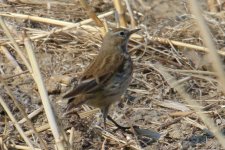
[81,51,124,80]
[63,51,124,99]
[62,79,100,99]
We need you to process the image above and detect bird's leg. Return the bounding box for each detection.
[101,106,109,129]
[107,115,131,131]
[102,107,131,132]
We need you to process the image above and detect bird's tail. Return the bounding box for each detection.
[65,95,88,111]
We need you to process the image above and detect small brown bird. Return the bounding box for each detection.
[63,28,140,127]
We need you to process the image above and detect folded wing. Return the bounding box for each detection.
[63,51,124,105]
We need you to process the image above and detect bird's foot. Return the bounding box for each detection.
[107,115,132,133]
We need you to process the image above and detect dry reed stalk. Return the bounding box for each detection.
[147,36,225,56]
[24,35,66,150]
[0,11,112,27]
[189,2,225,147]
[0,12,75,26]
[1,80,48,150]
[0,138,4,150]
[164,68,218,83]
[164,68,215,76]
[113,0,127,27]
[175,72,218,84]
[24,124,50,136]
[101,138,107,150]
[2,70,29,80]
[155,62,225,149]
[195,99,225,102]
[190,0,225,91]
[124,0,137,28]
[7,0,44,5]
[136,62,217,85]
[1,46,23,73]
[102,19,109,32]
[154,100,190,111]
[7,0,75,5]
[158,112,194,130]
[170,76,191,87]
[68,127,75,150]
[18,106,44,124]
[8,144,42,150]
[0,17,32,72]
[127,88,149,94]
[131,39,175,57]
[0,96,35,149]
[169,111,194,117]
[1,11,114,46]
[79,0,104,27]
[104,19,225,59]
[183,117,206,130]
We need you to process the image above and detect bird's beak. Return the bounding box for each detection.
[128,28,141,36]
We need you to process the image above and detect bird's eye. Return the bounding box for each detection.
[119,31,125,36]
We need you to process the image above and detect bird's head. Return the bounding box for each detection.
[102,28,140,51]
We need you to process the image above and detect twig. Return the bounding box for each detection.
[6,0,75,5]
[170,76,191,88]
[190,0,225,92]
[124,0,136,28]
[1,11,114,46]
[164,68,216,76]
[68,127,75,150]
[0,138,6,150]
[158,112,194,130]
[24,34,65,150]
[79,0,104,27]
[0,96,35,150]
[147,36,225,56]
[130,39,173,58]
[166,69,219,83]
[2,70,29,80]
[183,117,206,130]
[0,17,32,72]
[0,12,75,26]
[189,1,225,147]
[18,106,44,124]
[25,124,50,136]
[1,80,48,150]
[169,111,194,117]
[101,138,107,150]
[0,11,113,27]
[1,46,23,73]
[155,62,225,148]
[8,144,41,150]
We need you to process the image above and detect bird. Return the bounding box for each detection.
[63,28,140,128]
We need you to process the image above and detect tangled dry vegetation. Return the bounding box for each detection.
[0,0,225,149]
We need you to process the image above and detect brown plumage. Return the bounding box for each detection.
[63,28,140,126]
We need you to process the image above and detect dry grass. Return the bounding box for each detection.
[0,0,225,149]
